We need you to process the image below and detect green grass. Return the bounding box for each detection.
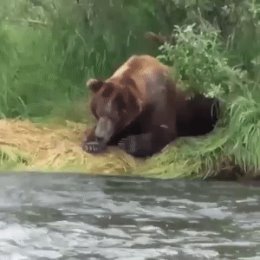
[0,0,259,179]
[0,145,29,171]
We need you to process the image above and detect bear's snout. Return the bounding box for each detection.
[95,117,115,144]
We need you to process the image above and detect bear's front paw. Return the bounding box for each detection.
[118,136,137,155]
[82,141,106,154]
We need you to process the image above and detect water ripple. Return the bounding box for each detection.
[0,173,259,260]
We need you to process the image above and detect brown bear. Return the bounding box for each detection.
[82,54,219,157]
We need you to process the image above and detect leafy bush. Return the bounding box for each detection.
[147,11,260,177]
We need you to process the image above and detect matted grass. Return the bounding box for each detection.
[0,119,141,175]
[0,119,259,180]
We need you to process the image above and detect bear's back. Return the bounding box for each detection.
[108,55,173,105]
[111,55,169,80]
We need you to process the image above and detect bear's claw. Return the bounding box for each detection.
[82,141,106,154]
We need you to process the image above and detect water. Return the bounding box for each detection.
[0,172,259,260]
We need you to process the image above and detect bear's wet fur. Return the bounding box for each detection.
[82,55,219,158]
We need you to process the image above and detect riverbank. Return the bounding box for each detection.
[0,119,141,175]
[0,118,259,181]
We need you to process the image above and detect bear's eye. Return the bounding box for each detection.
[114,93,126,111]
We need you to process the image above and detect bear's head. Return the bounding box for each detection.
[86,78,142,145]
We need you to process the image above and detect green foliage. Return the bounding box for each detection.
[0,0,171,119]
[0,0,88,119]
[148,2,260,177]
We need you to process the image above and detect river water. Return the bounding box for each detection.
[0,172,259,260]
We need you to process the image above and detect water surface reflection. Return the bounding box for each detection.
[0,172,259,259]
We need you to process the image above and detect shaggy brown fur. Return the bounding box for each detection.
[82,54,219,158]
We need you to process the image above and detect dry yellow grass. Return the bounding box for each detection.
[0,119,142,175]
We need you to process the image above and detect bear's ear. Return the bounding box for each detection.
[86,78,104,93]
